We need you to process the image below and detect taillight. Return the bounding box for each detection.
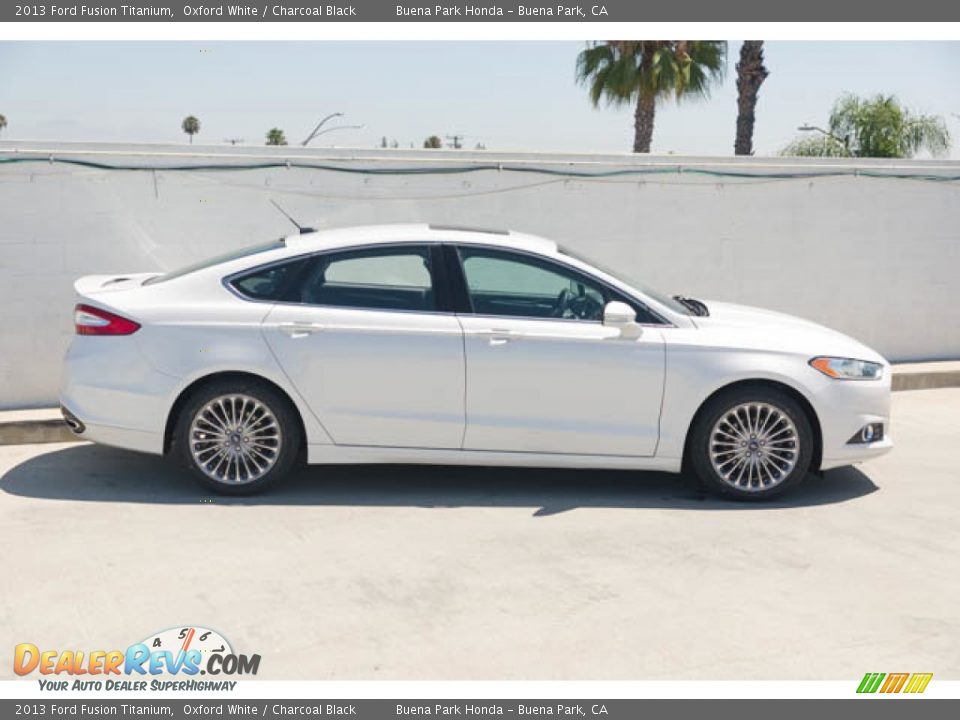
[74,304,141,336]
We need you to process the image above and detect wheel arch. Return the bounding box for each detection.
[681,378,823,473]
[163,371,308,456]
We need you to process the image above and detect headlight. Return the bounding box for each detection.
[809,356,883,380]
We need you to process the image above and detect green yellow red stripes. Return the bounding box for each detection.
[857,672,932,694]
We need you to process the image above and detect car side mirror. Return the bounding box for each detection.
[603,301,643,339]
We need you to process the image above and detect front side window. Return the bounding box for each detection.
[295,246,436,312]
[457,247,608,322]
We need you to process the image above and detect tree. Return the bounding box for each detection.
[0,114,7,136]
[266,128,288,146]
[734,41,769,155]
[423,135,442,149]
[181,115,200,144]
[576,40,727,153]
[781,94,950,158]
[780,135,849,158]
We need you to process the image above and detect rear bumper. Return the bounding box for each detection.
[61,406,163,455]
[59,336,177,456]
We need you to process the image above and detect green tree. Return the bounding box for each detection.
[781,94,950,158]
[266,128,288,146]
[734,41,769,155]
[0,114,7,135]
[181,115,200,144]
[423,135,442,149]
[780,135,849,158]
[576,40,727,153]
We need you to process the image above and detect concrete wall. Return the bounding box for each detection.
[2,141,959,409]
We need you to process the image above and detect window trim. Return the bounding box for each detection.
[445,243,672,327]
[224,242,456,316]
[223,240,674,326]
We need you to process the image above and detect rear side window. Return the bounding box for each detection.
[325,254,430,288]
[230,259,307,301]
[294,246,436,312]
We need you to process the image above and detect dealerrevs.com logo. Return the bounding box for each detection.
[14,626,260,691]
[857,672,933,694]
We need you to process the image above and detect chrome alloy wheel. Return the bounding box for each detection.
[708,402,799,492]
[188,394,282,484]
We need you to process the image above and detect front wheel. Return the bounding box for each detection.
[173,379,301,495]
[689,387,814,500]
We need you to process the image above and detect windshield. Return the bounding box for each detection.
[143,240,285,285]
[558,245,692,316]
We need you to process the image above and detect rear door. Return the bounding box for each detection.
[262,244,465,449]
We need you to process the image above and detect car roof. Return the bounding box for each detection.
[283,223,558,255]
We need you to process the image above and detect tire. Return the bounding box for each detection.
[173,378,302,495]
[688,386,814,501]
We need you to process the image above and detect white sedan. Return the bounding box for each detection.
[61,224,892,499]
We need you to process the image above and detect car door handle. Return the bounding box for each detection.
[278,321,324,337]
[476,328,523,345]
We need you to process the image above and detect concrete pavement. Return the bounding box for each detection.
[0,389,958,680]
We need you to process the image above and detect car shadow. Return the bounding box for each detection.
[0,443,878,514]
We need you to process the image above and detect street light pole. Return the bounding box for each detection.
[301,112,344,147]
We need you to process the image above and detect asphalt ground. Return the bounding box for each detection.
[1,389,957,680]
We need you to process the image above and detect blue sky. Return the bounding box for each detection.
[1,41,958,157]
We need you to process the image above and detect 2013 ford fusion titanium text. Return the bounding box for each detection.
[60,224,892,500]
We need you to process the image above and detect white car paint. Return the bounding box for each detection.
[60,224,892,482]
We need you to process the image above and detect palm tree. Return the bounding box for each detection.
[266,128,288,146]
[734,41,769,155]
[781,93,950,158]
[181,115,200,144]
[576,41,727,153]
[0,114,7,136]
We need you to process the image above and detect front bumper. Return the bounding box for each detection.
[811,369,893,470]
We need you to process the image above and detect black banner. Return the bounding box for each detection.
[5,0,960,22]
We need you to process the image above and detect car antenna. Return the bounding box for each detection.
[270,199,315,235]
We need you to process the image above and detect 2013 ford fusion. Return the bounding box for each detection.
[60,224,892,499]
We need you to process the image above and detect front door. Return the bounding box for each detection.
[453,245,664,456]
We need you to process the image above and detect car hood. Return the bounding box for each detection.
[694,300,887,363]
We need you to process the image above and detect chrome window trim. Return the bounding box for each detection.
[222,239,675,328]
[222,242,443,314]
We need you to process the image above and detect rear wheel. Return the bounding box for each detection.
[173,379,301,495]
[689,387,814,500]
